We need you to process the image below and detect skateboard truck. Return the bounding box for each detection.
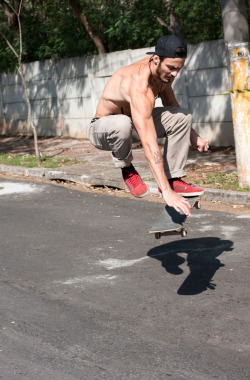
[154,227,187,239]
[149,196,201,239]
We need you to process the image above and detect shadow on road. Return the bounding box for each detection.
[147,237,233,295]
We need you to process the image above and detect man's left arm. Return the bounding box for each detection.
[161,85,209,152]
[190,128,209,152]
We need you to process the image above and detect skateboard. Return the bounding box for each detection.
[149,196,201,239]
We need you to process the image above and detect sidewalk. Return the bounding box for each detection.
[0,136,249,205]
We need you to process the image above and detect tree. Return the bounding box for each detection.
[155,0,188,41]
[220,0,250,187]
[0,0,229,73]
[0,0,19,28]
[68,0,107,54]
[0,0,41,165]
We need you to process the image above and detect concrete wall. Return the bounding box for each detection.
[0,39,234,145]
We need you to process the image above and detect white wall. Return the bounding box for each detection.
[0,39,234,145]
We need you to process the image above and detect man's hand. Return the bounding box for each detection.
[193,136,209,152]
[190,128,209,152]
[162,189,192,216]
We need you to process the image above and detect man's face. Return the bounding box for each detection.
[154,56,185,84]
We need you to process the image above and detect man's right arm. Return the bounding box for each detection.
[129,79,191,215]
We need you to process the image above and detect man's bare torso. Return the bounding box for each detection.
[94,57,169,118]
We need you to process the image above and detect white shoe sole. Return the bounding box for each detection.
[177,191,204,197]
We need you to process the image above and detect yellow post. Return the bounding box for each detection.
[227,42,250,187]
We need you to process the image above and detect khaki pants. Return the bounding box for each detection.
[88,107,192,179]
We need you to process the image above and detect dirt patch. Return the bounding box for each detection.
[184,147,249,192]
[185,163,239,190]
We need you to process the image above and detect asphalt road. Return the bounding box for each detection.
[0,179,250,380]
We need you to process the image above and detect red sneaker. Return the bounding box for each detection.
[122,165,148,197]
[170,178,204,196]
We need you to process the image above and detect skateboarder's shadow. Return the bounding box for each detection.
[147,237,233,295]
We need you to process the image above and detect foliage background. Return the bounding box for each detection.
[0,0,249,73]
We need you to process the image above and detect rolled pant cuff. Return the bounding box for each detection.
[112,152,133,168]
[166,169,186,179]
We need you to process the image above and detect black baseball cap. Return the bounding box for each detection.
[146,35,187,58]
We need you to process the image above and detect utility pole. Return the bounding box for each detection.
[220,0,250,187]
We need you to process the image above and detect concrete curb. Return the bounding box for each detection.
[0,164,249,205]
[145,181,250,205]
[0,164,45,178]
[201,188,250,205]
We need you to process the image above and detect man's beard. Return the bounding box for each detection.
[156,62,172,83]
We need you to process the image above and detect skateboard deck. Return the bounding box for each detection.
[149,196,200,239]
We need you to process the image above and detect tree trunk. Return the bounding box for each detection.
[18,60,41,166]
[68,0,107,54]
[0,0,21,29]
[162,0,188,41]
[220,0,250,187]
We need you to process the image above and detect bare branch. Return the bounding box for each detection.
[17,0,22,16]
[155,16,172,33]
[0,30,19,58]
[163,0,173,12]
[0,0,41,165]
[0,0,23,58]
[0,0,22,17]
[17,0,23,56]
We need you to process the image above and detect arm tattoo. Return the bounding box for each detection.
[154,151,163,164]
[138,65,142,76]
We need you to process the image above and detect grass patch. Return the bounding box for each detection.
[0,153,79,168]
[142,177,155,182]
[144,171,250,192]
[194,171,250,192]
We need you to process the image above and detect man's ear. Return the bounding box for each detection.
[153,55,160,65]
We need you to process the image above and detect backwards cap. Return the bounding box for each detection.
[146,35,187,58]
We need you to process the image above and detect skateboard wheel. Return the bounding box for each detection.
[195,200,201,209]
[155,232,161,239]
[181,228,187,237]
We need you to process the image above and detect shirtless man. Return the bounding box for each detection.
[89,35,209,216]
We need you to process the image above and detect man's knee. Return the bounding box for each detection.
[183,111,192,128]
[179,107,192,121]
[112,116,133,141]
[158,106,192,128]
[174,108,192,131]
